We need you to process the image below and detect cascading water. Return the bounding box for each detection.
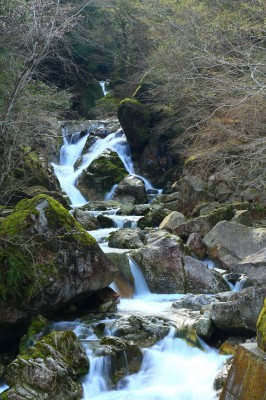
[52,123,158,207]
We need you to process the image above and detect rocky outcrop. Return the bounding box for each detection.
[219,343,266,400]
[203,221,266,269]
[0,194,117,343]
[1,331,88,400]
[113,175,147,205]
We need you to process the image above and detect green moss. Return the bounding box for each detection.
[19,315,49,353]
[257,299,266,352]
[0,194,96,302]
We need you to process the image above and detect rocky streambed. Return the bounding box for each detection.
[0,118,266,399]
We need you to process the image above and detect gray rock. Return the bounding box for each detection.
[186,233,207,260]
[172,294,218,311]
[232,248,266,286]
[195,311,214,339]
[108,228,145,249]
[73,208,100,230]
[113,175,147,205]
[232,210,253,226]
[203,221,266,269]
[173,215,214,238]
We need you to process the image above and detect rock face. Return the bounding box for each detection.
[0,194,117,342]
[219,343,266,400]
[232,248,266,286]
[257,299,266,352]
[203,221,266,269]
[77,149,128,200]
[113,175,147,205]
[1,330,89,400]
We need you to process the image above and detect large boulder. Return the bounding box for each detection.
[184,256,230,294]
[1,331,88,400]
[117,98,151,154]
[211,287,266,333]
[232,248,266,286]
[132,231,186,293]
[186,233,207,260]
[0,194,117,342]
[77,149,128,200]
[113,175,147,205]
[203,221,266,269]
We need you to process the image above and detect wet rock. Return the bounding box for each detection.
[113,175,147,205]
[108,228,145,249]
[203,221,266,269]
[83,287,120,313]
[213,359,232,392]
[186,233,207,260]
[173,215,214,238]
[159,211,186,232]
[80,200,121,212]
[97,214,114,228]
[0,195,117,343]
[99,336,143,383]
[137,205,171,229]
[77,149,128,200]
[109,315,174,347]
[172,294,218,311]
[106,253,134,298]
[1,331,88,400]
[195,311,214,339]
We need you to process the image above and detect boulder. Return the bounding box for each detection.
[108,228,145,249]
[173,215,215,238]
[211,287,266,333]
[132,231,186,293]
[178,175,208,214]
[117,98,151,153]
[172,294,218,311]
[232,248,266,286]
[137,205,171,229]
[219,343,266,400]
[159,211,186,232]
[80,200,121,212]
[0,194,117,343]
[153,192,182,212]
[186,233,207,260]
[106,253,134,298]
[109,314,174,347]
[257,298,266,352]
[184,256,230,294]
[1,331,88,400]
[77,149,128,200]
[204,221,266,269]
[113,175,147,205]
[231,209,253,226]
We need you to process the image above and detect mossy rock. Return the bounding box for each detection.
[2,330,89,400]
[257,299,266,352]
[77,149,128,199]
[118,98,151,153]
[19,315,49,353]
[0,194,116,342]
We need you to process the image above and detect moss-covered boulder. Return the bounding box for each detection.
[1,330,88,400]
[257,299,266,352]
[117,98,151,153]
[0,194,117,343]
[77,149,128,200]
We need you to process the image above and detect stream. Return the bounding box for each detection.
[50,121,228,399]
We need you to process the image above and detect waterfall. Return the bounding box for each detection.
[128,257,151,296]
[52,124,158,207]
[82,352,111,398]
[99,81,108,96]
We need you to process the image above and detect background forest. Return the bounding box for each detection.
[0,0,265,204]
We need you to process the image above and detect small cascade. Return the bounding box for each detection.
[223,274,248,292]
[81,327,226,400]
[82,352,111,398]
[104,184,118,201]
[128,257,151,296]
[99,81,108,96]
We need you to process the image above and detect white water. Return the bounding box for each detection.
[129,257,151,296]
[99,81,109,96]
[52,124,158,207]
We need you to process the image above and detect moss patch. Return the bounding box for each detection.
[257,299,266,352]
